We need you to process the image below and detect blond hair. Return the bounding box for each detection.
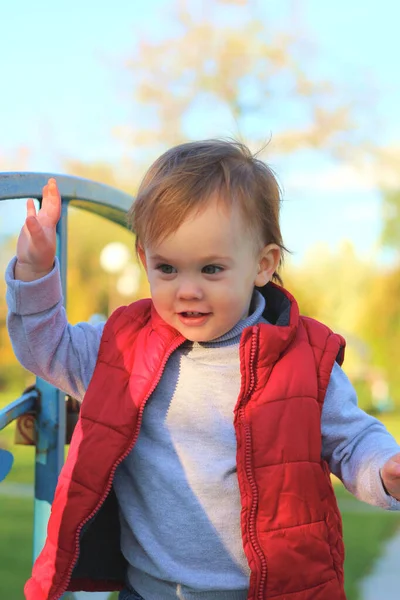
[127,139,286,283]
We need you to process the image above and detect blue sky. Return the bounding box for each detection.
[1,0,399,264]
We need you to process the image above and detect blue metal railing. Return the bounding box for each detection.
[0,172,133,573]
[0,388,38,431]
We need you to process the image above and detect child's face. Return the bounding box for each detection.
[139,195,280,342]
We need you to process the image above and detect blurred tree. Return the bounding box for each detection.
[117,0,372,161]
[381,189,400,256]
[366,147,400,406]
[358,267,400,407]
[283,242,384,410]
[283,241,373,369]
[376,144,400,247]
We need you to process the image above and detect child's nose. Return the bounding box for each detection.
[176,278,203,300]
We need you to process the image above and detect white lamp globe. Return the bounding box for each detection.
[117,264,141,297]
[100,242,131,274]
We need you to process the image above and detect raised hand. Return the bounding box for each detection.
[381,453,400,501]
[15,178,61,281]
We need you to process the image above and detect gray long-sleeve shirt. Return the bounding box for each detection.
[5,257,400,600]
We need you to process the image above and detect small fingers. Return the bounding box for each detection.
[41,178,61,223]
[42,178,59,200]
[26,198,37,218]
[47,178,58,194]
[24,215,55,265]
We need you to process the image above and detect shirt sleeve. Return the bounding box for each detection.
[321,361,400,510]
[5,256,103,402]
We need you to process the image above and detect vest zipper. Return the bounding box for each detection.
[239,327,267,600]
[50,334,185,600]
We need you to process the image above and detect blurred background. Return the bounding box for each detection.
[1,0,400,598]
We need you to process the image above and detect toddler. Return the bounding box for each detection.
[6,140,400,600]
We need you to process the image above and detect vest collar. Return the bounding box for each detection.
[249,282,300,365]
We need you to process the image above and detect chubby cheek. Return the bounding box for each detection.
[148,278,175,310]
[212,282,248,311]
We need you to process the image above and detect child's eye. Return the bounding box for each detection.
[156,264,177,274]
[202,265,223,275]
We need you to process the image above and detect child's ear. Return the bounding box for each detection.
[254,244,281,287]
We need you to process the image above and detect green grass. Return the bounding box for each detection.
[1,391,400,599]
[0,496,33,600]
[335,485,400,600]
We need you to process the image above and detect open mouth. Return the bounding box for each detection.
[177,311,212,325]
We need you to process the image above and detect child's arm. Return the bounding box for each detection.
[322,363,400,508]
[6,180,103,402]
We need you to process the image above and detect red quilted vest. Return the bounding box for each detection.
[25,283,346,600]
